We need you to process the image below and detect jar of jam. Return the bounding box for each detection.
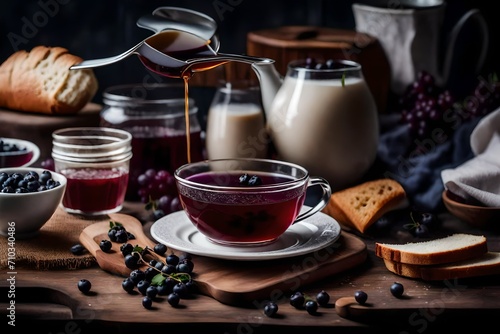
[100,83,204,201]
[52,127,132,216]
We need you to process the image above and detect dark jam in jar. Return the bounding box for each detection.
[101,83,204,200]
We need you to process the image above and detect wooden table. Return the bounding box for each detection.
[1,203,499,334]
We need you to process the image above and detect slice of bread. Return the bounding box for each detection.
[322,178,407,233]
[383,252,500,280]
[0,46,98,114]
[375,233,488,265]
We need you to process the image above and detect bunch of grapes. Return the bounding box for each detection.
[396,71,456,140]
[395,71,500,143]
[136,168,182,219]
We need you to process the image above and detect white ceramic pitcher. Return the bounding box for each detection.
[352,1,489,94]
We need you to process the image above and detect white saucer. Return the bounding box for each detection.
[150,209,341,261]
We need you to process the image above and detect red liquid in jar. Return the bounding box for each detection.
[126,130,204,200]
[178,172,306,244]
[61,168,129,214]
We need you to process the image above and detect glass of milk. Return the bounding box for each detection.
[206,81,269,159]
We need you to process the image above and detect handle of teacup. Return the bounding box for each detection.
[442,9,489,86]
[293,176,332,224]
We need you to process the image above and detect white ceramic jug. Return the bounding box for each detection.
[265,59,379,191]
[352,1,489,94]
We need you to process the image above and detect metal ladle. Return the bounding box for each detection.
[70,7,269,73]
[70,6,219,70]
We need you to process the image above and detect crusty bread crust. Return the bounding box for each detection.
[376,233,488,265]
[383,252,500,280]
[0,46,98,114]
[322,178,407,233]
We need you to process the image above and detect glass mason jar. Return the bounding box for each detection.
[267,59,379,191]
[100,83,204,201]
[51,127,132,216]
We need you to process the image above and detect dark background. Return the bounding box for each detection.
[1,0,498,107]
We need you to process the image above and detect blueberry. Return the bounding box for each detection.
[39,170,52,183]
[354,290,368,305]
[264,302,278,317]
[390,282,404,298]
[305,300,318,315]
[161,264,176,275]
[166,253,179,265]
[142,296,153,309]
[414,224,429,238]
[136,280,150,295]
[316,290,330,306]
[173,282,188,298]
[114,229,128,243]
[290,291,305,309]
[157,283,171,296]
[154,243,167,256]
[122,278,135,293]
[70,244,85,255]
[128,269,145,284]
[120,243,134,256]
[144,267,158,281]
[247,175,262,186]
[176,262,192,274]
[77,279,91,294]
[146,285,158,299]
[124,253,140,269]
[167,292,180,307]
[99,239,112,253]
[239,173,250,185]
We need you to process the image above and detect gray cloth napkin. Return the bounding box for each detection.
[441,107,500,207]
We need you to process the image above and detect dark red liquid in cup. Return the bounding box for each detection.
[178,171,306,244]
[0,152,33,168]
[61,168,129,214]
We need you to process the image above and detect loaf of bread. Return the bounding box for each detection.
[375,233,488,265]
[322,179,407,233]
[382,252,500,280]
[0,46,98,114]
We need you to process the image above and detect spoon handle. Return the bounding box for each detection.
[187,53,273,67]
[70,41,143,70]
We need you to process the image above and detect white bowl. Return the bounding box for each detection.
[0,137,40,168]
[0,167,67,239]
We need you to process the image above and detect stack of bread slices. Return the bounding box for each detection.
[376,233,500,280]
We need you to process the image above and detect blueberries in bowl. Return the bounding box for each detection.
[0,167,67,239]
[0,170,61,193]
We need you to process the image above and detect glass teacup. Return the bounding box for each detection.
[174,158,331,246]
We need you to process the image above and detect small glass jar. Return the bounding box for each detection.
[51,127,132,216]
[100,83,204,201]
[206,81,268,160]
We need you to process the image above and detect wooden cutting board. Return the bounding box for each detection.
[80,212,368,305]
